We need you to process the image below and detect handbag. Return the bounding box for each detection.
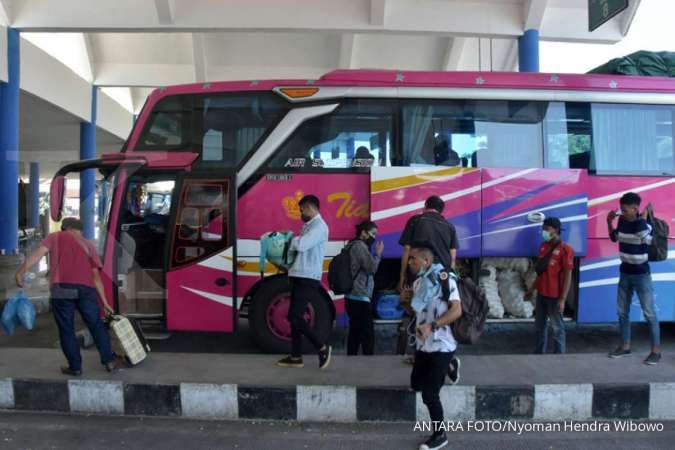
[534,240,561,276]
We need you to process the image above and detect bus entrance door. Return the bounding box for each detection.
[165,175,236,332]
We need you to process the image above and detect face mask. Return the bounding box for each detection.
[301,214,312,223]
[542,230,553,241]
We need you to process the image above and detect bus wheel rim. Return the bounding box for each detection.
[265,292,315,341]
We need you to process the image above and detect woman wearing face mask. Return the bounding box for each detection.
[526,217,574,354]
[345,221,384,355]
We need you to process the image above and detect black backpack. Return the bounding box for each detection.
[644,203,669,262]
[439,272,488,345]
[328,241,358,295]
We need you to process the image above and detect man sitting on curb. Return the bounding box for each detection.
[15,217,120,375]
[403,244,462,450]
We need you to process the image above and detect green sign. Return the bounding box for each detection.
[589,0,629,32]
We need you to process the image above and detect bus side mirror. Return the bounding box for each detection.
[50,176,65,222]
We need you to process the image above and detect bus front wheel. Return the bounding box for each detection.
[249,276,333,354]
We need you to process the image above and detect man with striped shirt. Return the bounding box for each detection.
[607,192,661,365]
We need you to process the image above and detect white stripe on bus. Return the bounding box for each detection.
[490,197,587,224]
[371,168,537,221]
[464,214,587,240]
[588,178,675,207]
[580,273,675,288]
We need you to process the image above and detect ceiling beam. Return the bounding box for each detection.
[10,0,628,43]
[370,0,387,26]
[154,0,174,25]
[0,0,11,26]
[81,33,96,83]
[338,33,356,69]
[620,0,641,36]
[441,36,467,71]
[523,0,548,30]
[503,39,518,72]
[191,33,208,82]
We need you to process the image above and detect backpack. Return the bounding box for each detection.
[328,241,358,295]
[644,203,669,262]
[439,272,488,345]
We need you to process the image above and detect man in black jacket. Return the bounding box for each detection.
[398,195,459,290]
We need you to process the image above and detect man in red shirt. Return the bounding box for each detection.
[526,217,574,354]
[15,218,119,375]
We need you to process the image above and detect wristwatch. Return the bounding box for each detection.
[430,321,439,332]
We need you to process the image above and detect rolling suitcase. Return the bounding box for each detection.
[106,315,150,365]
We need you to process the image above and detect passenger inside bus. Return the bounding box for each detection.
[432,137,460,166]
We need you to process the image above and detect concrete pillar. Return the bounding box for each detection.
[29,162,40,229]
[0,28,20,255]
[79,86,97,240]
[518,29,539,73]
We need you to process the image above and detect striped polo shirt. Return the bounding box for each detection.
[610,217,653,275]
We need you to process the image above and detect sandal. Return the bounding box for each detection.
[60,366,82,376]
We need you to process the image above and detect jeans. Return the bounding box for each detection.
[534,294,566,354]
[50,284,115,371]
[617,272,661,348]
[288,277,323,358]
[345,299,374,355]
[410,350,454,433]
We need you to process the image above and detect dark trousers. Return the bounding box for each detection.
[345,299,374,355]
[288,277,323,358]
[534,294,566,354]
[51,283,115,371]
[410,350,454,431]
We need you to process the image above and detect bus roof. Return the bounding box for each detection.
[150,69,675,100]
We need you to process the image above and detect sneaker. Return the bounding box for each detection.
[105,357,125,373]
[276,356,304,368]
[644,352,661,365]
[419,433,448,450]
[318,345,332,370]
[448,357,460,385]
[403,355,415,365]
[608,347,631,358]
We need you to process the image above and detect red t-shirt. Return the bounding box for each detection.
[535,240,574,299]
[42,231,103,288]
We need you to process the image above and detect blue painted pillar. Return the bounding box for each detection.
[0,28,20,254]
[79,86,97,240]
[518,29,540,73]
[29,162,40,229]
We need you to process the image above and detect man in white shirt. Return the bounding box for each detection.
[403,244,462,450]
[276,194,332,370]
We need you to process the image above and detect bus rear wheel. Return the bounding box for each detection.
[249,276,333,354]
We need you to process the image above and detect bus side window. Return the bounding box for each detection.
[544,102,675,175]
[401,100,545,169]
[267,100,395,170]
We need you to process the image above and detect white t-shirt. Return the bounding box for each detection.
[413,267,461,353]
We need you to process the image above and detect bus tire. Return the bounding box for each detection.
[249,276,333,354]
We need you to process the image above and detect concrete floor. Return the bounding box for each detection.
[1,346,673,387]
[3,312,674,358]
[1,412,673,450]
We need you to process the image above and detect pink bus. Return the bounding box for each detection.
[49,70,675,352]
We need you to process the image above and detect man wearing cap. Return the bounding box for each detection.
[526,217,574,354]
[15,217,119,375]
